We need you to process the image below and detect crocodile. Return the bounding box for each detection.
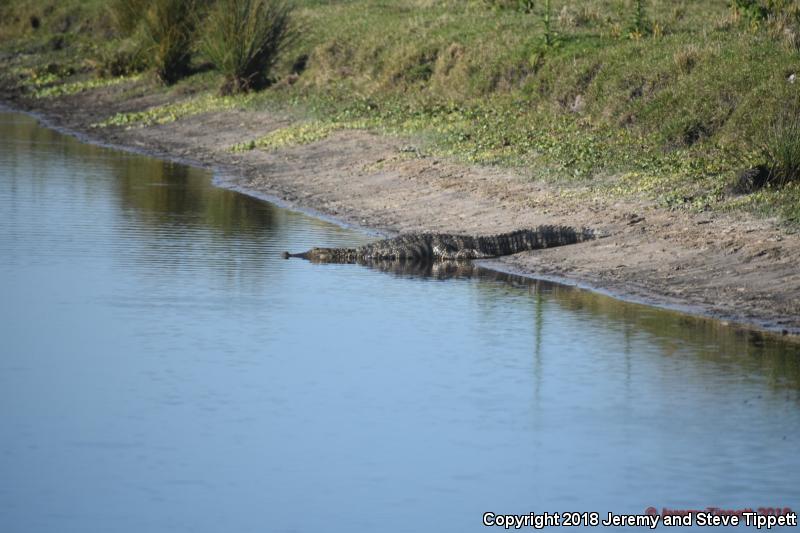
[282,225,596,263]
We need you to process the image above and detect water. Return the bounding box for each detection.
[0,111,798,533]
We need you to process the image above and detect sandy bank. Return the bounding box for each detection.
[3,85,799,336]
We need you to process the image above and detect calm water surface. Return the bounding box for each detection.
[1,111,799,532]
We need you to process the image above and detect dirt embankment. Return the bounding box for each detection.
[4,85,800,336]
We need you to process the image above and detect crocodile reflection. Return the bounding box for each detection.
[343,257,800,391]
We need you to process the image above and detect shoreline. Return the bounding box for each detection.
[2,88,799,338]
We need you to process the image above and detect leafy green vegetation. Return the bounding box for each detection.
[543,0,555,46]
[631,0,648,36]
[2,0,800,223]
[34,75,142,99]
[229,118,375,152]
[95,90,258,128]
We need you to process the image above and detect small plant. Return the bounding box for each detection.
[673,44,701,74]
[202,0,296,95]
[141,0,197,85]
[730,0,800,23]
[519,0,535,13]
[630,0,650,38]
[763,110,800,187]
[652,20,663,38]
[542,0,553,46]
[732,0,769,21]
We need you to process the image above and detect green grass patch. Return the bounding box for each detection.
[93,91,262,128]
[33,74,142,98]
[230,118,376,152]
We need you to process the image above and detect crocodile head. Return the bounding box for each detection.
[282,247,357,263]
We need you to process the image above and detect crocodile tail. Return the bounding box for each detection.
[535,225,596,248]
[501,225,596,252]
[573,226,596,243]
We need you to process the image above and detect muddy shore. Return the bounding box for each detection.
[3,85,800,336]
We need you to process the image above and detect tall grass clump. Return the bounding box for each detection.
[108,0,150,37]
[142,0,197,85]
[764,111,800,186]
[103,0,152,77]
[202,0,296,95]
[673,44,701,74]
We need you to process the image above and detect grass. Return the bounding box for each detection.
[33,74,142,99]
[229,118,375,152]
[108,0,150,37]
[631,0,648,35]
[764,110,800,186]
[543,0,554,46]
[2,0,800,223]
[94,89,260,128]
[141,0,197,85]
[202,0,296,94]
